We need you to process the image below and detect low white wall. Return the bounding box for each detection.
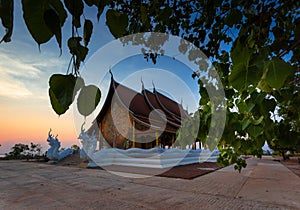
[88,148,220,168]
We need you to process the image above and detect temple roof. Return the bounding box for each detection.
[96,75,190,133]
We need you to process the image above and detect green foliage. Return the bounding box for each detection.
[67,37,89,71]
[263,58,296,90]
[49,74,84,115]
[77,85,101,116]
[22,0,67,50]
[217,147,247,172]
[106,9,128,38]
[176,114,199,149]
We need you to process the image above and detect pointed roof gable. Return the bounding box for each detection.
[96,76,190,133]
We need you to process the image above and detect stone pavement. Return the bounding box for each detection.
[0,156,299,209]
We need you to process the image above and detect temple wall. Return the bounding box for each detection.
[100,102,131,147]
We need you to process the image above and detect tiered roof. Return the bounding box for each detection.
[96,74,190,133]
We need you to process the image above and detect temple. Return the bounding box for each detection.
[89,73,190,150]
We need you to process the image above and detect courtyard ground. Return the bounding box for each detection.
[0,156,299,209]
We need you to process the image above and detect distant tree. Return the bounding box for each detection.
[29,142,43,157]
[6,143,29,159]
[71,144,80,151]
[5,143,44,160]
[270,122,300,160]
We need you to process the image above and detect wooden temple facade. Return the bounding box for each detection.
[90,74,190,150]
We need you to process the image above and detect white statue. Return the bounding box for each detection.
[78,122,97,160]
[46,129,74,161]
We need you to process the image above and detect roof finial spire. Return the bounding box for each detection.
[141,76,144,90]
[152,80,156,91]
[109,67,113,79]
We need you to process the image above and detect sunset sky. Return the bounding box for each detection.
[0,4,114,154]
[0,4,200,154]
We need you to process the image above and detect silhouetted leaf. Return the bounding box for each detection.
[224,9,243,27]
[83,19,93,46]
[96,0,108,21]
[106,10,128,38]
[44,8,62,51]
[22,0,67,48]
[0,0,13,43]
[64,0,84,28]
[68,37,88,70]
[77,85,101,116]
[49,74,84,115]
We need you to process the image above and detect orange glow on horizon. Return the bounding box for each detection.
[0,97,81,153]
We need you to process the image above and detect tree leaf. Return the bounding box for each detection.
[242,118,251,130]
[229,42,263,91]
[83,19,93,47]
[106,9,128,38]
[96,0,108,21]
[224,8,242,27]
[77,85,101,116]
[251,116,264,125]
[22,0,67,48]
[237,101,247,113]
[64,0,84,28]
[43,8,62,50]
[49,74,84,115]
[229,62,262,92]
[68,37,89,70]
[257,79,272,92]
[83,0,94,6]
[264,58,295,90]
[140,5,148,25]
[0,0,13,43]
[246,124,263,138]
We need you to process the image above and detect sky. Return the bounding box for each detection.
[0,3,203,155]
[0,3,114,154]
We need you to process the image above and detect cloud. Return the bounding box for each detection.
[0,73,32,98]
[0,49,66,100]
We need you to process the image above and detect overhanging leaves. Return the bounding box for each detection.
[77,85,101,116]
[49,74,84,115]
[44,8,62,51]
[68,37,88,70]
[106,9,128,38]
[64,0,84,28]
[22,0,67,49]
[246,124,264,138]
[264,58,295,90]
[224,8,243,27]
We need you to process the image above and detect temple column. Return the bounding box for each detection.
[171,134,175,148]
[155,132,159,147]
[113,133,116,148]
[132,120,135,148]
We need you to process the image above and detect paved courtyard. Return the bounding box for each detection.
[0,156,299,209]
